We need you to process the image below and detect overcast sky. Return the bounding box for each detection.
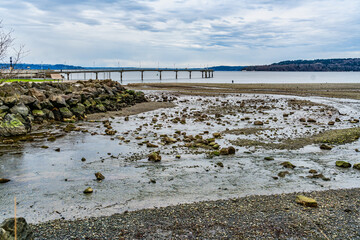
[1,0,360,67]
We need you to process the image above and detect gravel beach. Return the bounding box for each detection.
[32,188,360,239]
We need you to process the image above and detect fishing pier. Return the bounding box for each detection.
[57,68,214,81]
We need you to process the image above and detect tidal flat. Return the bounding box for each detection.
[1,84,360,229]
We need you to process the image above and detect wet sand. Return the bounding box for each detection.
[128,82,360,99]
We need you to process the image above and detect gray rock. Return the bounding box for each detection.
[0,114,28,137]
[0,217,33,240]
[19,95,36,105]
[49,95,67,107]
[10,104,29,117]
[4,96,18,106]
[0,105,9,114]
[29,88,46,102]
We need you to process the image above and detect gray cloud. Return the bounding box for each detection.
[0,0,359,66]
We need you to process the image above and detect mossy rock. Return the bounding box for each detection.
[281,161,296,169]
[59,107,73,119]
[32,109,46,117]
[336,161,351,168]
[353,163,360,170]
[212,151,220,156]
[71,103,86,116]
[95,104,106,112]
[0,114,27,136]
[295,195,317,207]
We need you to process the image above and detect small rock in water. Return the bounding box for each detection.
[149,179,156,184]
[84,187,93,194]
[81,157,86,162]
[309,169,318,174]
[295,195,318,207]
[228,146,236,154]
[264,156,274,161]
[216,162,224,168]
[148,152,161,162]
[335,161,351,168]
[278,171,290,178]
[353,163,360,170]
[0,178,10,183]
[320,144,333,150]
[253,120,263,126]
[281,161,296,169]
[175,155,181,159]
[54,148,61,152]
[95,172,105,181]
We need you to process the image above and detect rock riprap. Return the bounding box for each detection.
[0,80,146,137]
[0,217,33,240]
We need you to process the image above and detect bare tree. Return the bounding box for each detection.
[0,20,25,81]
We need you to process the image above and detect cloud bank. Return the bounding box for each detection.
[1,0,360,67]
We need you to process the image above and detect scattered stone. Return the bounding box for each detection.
[148,152,161,162]
[328,121,335,126]
[216,162,224,168]
[54,148,60,152]
[264,156,274,161]
[307,118,316,123]
[95,172,105,181]
[228,146,236,154]
[219,148,229,155]
[0,178,10,183]
[295,195,317,207]
[175,155,181,159]
[146,142,158,148]
[81,157,86,162]
[212,132,221,138]
[253,120,263,126]
[149,179,156,184]
[83,187,93,194]
[0,217,33,240]
[353,163,360,170]
[281,161,296,169]
[335,161,351,168]
[309,169,318,174]
[278,171,290,178]
[320,144,333,150]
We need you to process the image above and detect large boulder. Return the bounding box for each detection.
[19,95,36,105]
[59,107,73,119]
[10,104,29,117]
[71,103,86,117]
[0,114,28,136]
[29,88,46,102]
[49,95,67,107]
[0,217,33,240]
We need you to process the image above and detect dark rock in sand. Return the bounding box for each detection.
[95,172,105,181]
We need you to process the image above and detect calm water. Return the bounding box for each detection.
[67,71,360,84]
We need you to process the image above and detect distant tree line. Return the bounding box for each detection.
[243,58,360,71]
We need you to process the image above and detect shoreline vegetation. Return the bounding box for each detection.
[1,81,360,239]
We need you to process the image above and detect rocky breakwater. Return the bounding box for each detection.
[0,80,146,137]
